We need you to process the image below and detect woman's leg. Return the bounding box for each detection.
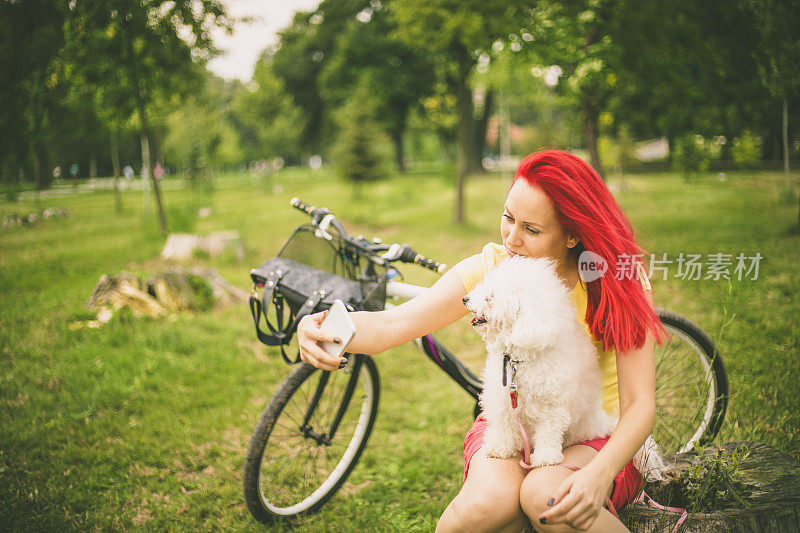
[520,444,629,533]
[436,446,530,533]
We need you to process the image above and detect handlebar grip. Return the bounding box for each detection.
[290,197,315,215]
[399,245,447,273]
[415,254,447,274]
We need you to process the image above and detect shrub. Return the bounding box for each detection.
[671,134,711,181]
[731,130,762,169]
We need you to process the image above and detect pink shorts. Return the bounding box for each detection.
[463,413,644,511]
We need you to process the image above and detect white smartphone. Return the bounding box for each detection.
[318,299,357,359]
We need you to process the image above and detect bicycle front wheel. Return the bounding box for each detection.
[243,355,380,524]
[653,309,728,455]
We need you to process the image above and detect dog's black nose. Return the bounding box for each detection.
[462,295,469,305]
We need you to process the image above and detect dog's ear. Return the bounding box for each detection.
[508,314,558,352]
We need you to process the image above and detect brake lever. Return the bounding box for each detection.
[314,213,335,241]
[381,243,405,261]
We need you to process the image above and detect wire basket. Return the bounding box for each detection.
[272,225,388,312]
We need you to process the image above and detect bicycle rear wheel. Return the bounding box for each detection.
[653,309,728,455]
[243,355,380,524]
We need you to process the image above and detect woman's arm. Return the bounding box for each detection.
[296,267,469,371]
[539,291,656,529]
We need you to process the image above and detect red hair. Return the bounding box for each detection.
[514,150,667,352]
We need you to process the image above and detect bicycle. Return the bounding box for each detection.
[243,198,729,525]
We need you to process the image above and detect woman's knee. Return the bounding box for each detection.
[519,469,560,526]
[445,484,526,531]
[438,470,527,533]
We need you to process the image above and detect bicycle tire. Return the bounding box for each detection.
[243,355,380,524]
[654,309,728,455]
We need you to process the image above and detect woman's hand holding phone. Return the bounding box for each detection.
[297,299,356,371]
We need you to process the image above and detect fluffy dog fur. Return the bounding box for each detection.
[464,256,617,467]
[465,255,666,478]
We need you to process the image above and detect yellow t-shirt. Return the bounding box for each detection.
[453,242,652,415]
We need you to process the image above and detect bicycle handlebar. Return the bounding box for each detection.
[399,244,447,274]
[290,197,315,215]
[289,197,447,273]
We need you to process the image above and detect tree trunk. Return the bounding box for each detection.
[33,148,49,191]
[500,91,513,185]
[471,88,494,174]
[124,15,167,236]
[453,43,474,225]
[620,441,800,532]
[782,97,790,190]
[110,129,122,212]
[581,89,604,179]
[135,89,167,236]
[390,128,405,174]
[579,23,604,179]
[89,156,97,179]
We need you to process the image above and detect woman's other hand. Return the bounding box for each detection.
[297,311,347,371]
[538,465,613,531]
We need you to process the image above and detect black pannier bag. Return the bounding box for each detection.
[249,225,388,364]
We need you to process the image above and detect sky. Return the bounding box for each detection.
[207,0,322,82]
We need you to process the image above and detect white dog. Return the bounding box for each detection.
[463,255,618,467]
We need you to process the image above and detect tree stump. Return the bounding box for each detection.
[160,231,244,261]
[620,442,800,532]
[86,267,248,318]
[87,272,165,317]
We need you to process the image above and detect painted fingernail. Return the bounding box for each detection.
[338,359,348,369]
[333,338,341,344]
[539,518,547,525]
[547,498,555,506]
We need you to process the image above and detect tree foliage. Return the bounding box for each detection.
[271,0,367,154]
[319,1,435,172]
[61,0,231,234]
[0,0,67,187]
[232,54,306,164]
[331,82,389,195]
[393,0,525,222]
[163,74,245,178]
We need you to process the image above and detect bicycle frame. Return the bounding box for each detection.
[295,278,481,446]
[386,281,482,401]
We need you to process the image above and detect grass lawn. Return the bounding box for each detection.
[1,167,798,531]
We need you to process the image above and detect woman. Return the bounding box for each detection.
[297,150,666,532]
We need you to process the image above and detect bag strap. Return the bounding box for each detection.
[248,267,330,364]
[248,269,285,343]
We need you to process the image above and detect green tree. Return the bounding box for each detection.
[393,0,524,223]
[672,134,711,181]
[331,84,388,197]
[232,54,306,163]
[608,0,771,154]
[731,130,763,169]
[0,0,66,189]
[520,0,617,177]
[478,47,581,156]
[743,0,800,220]
[319,1,435,173]
[271,0,367,156]
[162,73,246,184]
[63,0,231,236]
